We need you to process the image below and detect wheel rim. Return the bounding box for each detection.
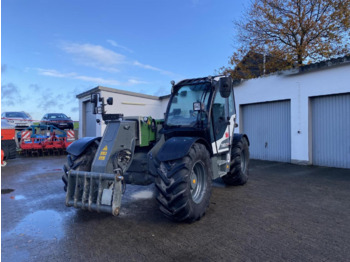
[190,160,206,204]
[241,149,246,173]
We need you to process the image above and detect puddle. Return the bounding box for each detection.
[5,210,64,241]
[131,190,154,200]
[10,195,26,200]
[2,188,15,194]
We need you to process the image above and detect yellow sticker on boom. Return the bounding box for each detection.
[98,145,108,160]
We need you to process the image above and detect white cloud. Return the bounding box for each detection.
[37,68,121,86]
[38,69,75,78]
[127,79,149,85]
[60,42,175,76]
[74,75,121,86]
[37,68,148,87]
[60,43,125,72]
[133,61,175,76]
[107,40,134,53]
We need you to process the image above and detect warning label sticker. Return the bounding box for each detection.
[98,145,108,160]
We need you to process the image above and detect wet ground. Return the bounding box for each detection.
[2,156,350,262]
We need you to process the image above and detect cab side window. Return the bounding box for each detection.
[212,92,227,139]
[228,90,236,117]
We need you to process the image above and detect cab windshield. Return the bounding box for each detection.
[166,84,211,127]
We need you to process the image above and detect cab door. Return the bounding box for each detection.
[210,89,236,154]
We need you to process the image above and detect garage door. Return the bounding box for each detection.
[242,100,291,162]
[83,101,96,137]
[311,93,350,168]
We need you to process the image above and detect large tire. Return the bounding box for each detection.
[1,140,17,160]
[222,136,249,186]
[155,143,212,222]
[62,140,99,191]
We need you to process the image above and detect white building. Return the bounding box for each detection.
[234,56,350,168]
[76,86,169,138]
[77,56,350,169]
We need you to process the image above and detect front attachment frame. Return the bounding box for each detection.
[66,170,123,216]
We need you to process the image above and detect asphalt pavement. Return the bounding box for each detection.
[1,155,350,262]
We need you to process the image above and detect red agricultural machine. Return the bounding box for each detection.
[18,125,76,156]
[1,119,17,165]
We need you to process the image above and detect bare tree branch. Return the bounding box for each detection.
[222,0,350,79]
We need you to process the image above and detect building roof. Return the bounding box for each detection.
[277,55,350,76]
[230,53,350,80]
[76,86,171,100]
[298,55,350,73]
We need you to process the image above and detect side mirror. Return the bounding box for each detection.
[107,97,113,105]
[219,77,232,98]
[91,93,100,115]
[91,94,98,104]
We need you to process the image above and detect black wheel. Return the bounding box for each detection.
[1,140,17,160]
[155,143,212,222]
[222,136,249,186]
[62,140,99,191]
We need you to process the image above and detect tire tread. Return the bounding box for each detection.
[154,143,212,222]
[222,137,250,186]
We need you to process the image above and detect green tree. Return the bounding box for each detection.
[222,0,350,79]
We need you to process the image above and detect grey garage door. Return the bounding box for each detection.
[311,93,350,168]
[242,100,291,162]
[83,101,96,137]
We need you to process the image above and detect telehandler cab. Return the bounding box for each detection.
[62,75,250,222]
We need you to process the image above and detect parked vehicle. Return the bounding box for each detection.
[1,119,17,160]
[62,75,250,222]
[41,113,74,130]
[1,111,32,129]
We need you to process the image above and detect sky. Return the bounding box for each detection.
[1,0,246,121]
